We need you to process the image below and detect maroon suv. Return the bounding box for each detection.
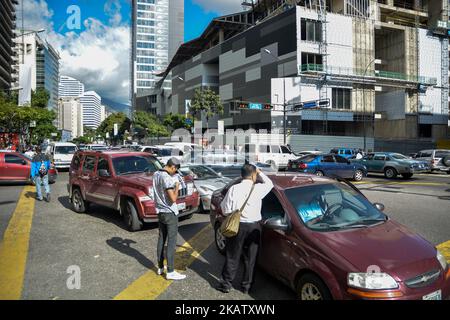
[210,173,450,300]
[68,151,200,231]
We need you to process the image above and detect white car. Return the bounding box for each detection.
[179,164,231,212]
[243,143,297,170]
[45,142,78,169]
[141,145,185,164]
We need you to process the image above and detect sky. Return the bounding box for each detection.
[17,0,245,105]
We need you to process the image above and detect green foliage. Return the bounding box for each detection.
[134,111,170,138]
[31,88,50,109]
[0,94,58,145]
[96,112,131,144]
[163,113,191,131]
[72,135,91,145]
[190,88,223,126]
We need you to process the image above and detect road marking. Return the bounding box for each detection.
[437,240,450,263]
[114,224,213,300]
[0,186,35,300]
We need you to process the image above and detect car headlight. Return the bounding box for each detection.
[187,182,195,195]
[437,250,448,271]
[348,273,398,290]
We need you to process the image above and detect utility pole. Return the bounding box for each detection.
[363,58,376,152]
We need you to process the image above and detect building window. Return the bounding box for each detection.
[332,88,351,110]
[301,52,323,66]
[300,18,322,42]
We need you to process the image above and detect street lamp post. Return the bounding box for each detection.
[362,58,376,152]
[263,49,287,145]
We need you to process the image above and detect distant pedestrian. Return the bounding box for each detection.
[30,146,51,202]
[153,157,187,281]
[217,164,273,294]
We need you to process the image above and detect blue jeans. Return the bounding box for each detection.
[34,175,50,200]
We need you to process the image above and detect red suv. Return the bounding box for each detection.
[68,151,200,231]
[210,173,450,300]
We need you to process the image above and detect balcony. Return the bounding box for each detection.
[299,64,437,86]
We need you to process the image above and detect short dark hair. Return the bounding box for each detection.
[35,146,41,153]
[166,157,181,169]
[241,163,256,179]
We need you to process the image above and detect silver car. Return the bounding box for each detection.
[179,165,231,212]
[414,149,450,172]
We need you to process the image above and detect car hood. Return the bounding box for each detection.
[194,178,228,192]
[115,173,154,187]
[312,220,439,281]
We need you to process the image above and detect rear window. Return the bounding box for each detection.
[418,151,432,158]
[435,151,450,158]
[345,150,352,155]
[374,155,386,161]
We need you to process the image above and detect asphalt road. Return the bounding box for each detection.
[0,171,449,300]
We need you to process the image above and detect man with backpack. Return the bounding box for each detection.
[31,146,51,202]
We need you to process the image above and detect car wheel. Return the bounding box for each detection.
[353,169,364,181]
[443,155,450,167]
[72,188,88,213]
[296,274,332,301]
[384,167,397,179]
[402,173,413,179]
[122,199,143,232]
[315,170,324,177]
[214,223,227,255]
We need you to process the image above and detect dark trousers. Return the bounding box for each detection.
[221,222,262,290]
[157,212,178,273]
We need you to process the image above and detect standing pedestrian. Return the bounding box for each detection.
[217,164,273,294]
[30,146,51,202]
[153,157,187,280]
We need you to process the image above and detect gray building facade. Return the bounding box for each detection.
[0,0,18,92]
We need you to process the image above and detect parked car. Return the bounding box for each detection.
[244,143,297,170]
[179,164,231,212]
[192,149,246,164]
[204,162,274,179]
[287,154,367,181]
[68,150,200,231]
[210,173,450,300]
[0,152,57,184]
[45,142,78,169]
[352,152,429,179]
[440,155,450,174]
[330,148,361,159]
[141,145,185,164]
[414,149,450,172]
[293,150,323,157]
[85,144,109,151]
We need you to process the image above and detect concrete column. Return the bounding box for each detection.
[219,29,224,44]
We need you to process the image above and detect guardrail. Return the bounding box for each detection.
[299,64,438,85]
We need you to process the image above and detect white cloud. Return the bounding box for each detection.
[18,0,130,105]
[192,0,245,15]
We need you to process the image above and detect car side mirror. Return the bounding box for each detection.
[98,169,110,177]
[374,203,385,212]
[22,160,27,165]
[264,216,289,231]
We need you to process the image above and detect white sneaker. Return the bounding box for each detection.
[166,271,186,280]
[157,266,167,275]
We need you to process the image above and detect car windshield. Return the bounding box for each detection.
[284,182,386,232]
[187,165,221,180]
[55,146,76,154]
[390,153,408,160]
[208,166,241,178]
[112,155,162,175]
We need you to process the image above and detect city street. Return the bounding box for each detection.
[0,172,449,300]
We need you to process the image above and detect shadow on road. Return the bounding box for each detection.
[106,237,155,270]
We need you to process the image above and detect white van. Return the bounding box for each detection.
[46,142,78,169]
[244,143,297,170]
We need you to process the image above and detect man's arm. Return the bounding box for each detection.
[220,186,235,216]
[166,182,180,204]
[256,169,274,198]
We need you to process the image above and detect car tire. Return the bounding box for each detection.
[315,170,324,177]
[353,169,364,181]
[214,223,227,256]
[296,274,332,301]
[384,167,397,179]
[402,173,413,179]
[443,155,450,167]
[72,188,88,213]
[122,199,143,232]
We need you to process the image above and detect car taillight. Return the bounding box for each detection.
[300,163,308,169]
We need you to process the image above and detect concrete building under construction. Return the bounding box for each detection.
[154,0,450,147]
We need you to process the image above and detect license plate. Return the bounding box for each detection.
[423,290,441,300]
[292,165,297,169]
[177,202,186,211]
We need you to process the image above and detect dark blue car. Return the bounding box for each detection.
[287,154,367,181]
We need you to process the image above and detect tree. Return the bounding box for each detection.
[133,111,170,141]
[31,88,50,109]
[190,88,223,130]
[96,112,131,145]
[163,113,191,131]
